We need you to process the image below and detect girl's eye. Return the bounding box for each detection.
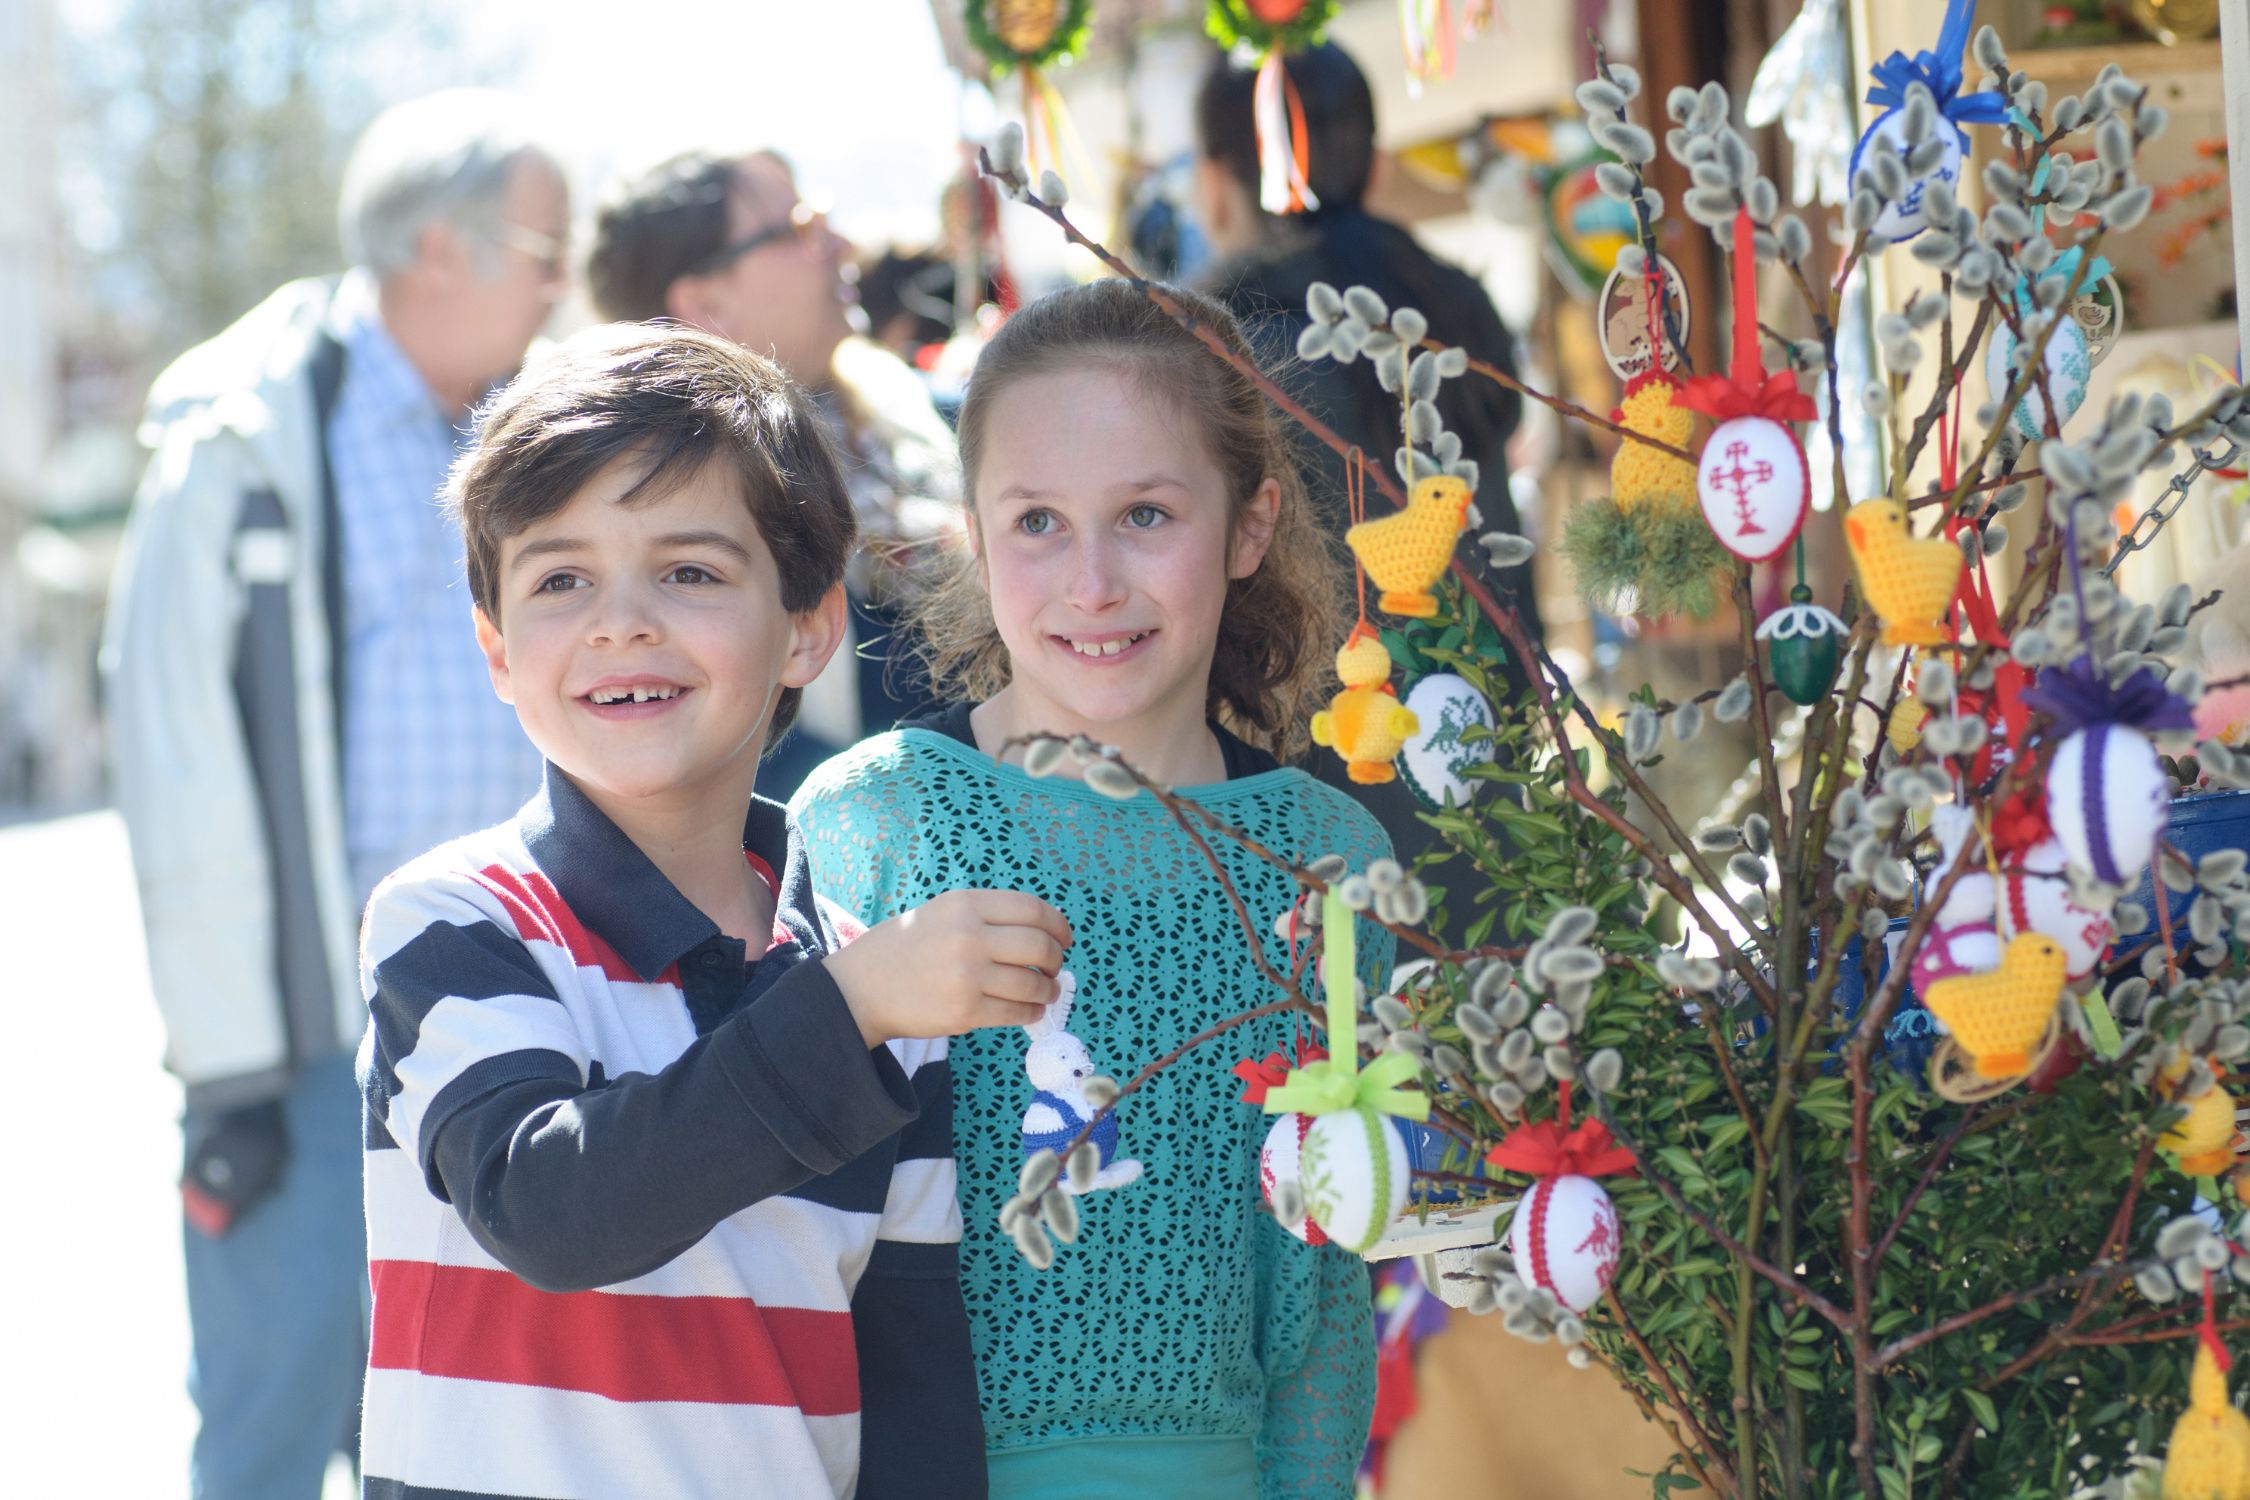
[1125,503,1167,529]
[666,564,716,585]
[535,573,586,594]
[1017,509,1055,536]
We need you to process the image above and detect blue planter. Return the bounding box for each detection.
[1754,923,1939,1084]
[1398,1113,1485,1204]
[2126,789,2250,944]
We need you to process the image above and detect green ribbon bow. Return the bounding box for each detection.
[1262,890,1431,1122]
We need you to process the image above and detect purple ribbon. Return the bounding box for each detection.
[1865,0,2011,129]
[2023,653,2194,737]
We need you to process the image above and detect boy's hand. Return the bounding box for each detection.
[828,890,1073,1047]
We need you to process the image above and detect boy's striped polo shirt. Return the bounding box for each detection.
[357,766,968,1499]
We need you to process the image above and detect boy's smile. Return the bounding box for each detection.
[474,451,842,823]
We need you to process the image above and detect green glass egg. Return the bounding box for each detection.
[1765,586,1844,707]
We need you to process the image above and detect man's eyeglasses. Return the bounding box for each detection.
[489,222,569,279]
[687,200,827,277]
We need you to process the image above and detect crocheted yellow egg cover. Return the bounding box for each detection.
[1921,932,2065,1078]
[1347,475,1470,619]
[2162,1063,2243,1177]
[1611,379,1698,511]
[1845,498,1964,649]
[2163,1344,2250,1499]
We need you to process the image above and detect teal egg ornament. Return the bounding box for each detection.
[1758,586,1850,707]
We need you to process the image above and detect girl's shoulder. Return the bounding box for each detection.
[787,725,985,817]
[1194,766,1395,870]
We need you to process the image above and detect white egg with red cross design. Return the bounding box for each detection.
[1997,836,2118,980]
[1259,1111,1328,1246]
[1509,1172,1621,1314]
[1696,416,1809,564]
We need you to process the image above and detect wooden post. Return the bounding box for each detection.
[2225,0,2250,362]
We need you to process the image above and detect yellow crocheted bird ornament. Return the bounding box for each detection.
[2161,1061,2245,1178]
[1611,374,1699,511]
[1921,932,2066,1079]
[1347,474,1470,619]
[1310,627,1417,786]
[2164,1343,2250,1499]
[1844,498,1964,648]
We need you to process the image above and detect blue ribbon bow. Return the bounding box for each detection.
[1865,0,2010,128]
[2024,653,2195,736]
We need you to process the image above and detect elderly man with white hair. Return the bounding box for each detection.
[102,89,567,1499]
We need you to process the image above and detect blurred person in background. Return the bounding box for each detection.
[585,149,957,796]
[100,90,568,1500]
[1194,41,1539,920]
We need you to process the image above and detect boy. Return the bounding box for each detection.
[357,323,1069,1499]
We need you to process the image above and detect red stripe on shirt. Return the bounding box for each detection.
[470,865,673,987]
[369,1260,858,1413]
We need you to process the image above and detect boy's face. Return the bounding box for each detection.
[474,455,843,818]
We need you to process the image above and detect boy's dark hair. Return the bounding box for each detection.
[1195,42,1377,211]
[451,321,854,739]
[585,150,763,323]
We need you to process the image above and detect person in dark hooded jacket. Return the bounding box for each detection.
[1194,40,1540,925]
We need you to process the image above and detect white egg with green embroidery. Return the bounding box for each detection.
[1298,1103,1411,1253]
[1398,673,1497,809]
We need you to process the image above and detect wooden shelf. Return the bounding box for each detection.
[2013,37,2222,84]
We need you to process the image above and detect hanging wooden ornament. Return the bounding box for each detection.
[1206,1,1340,215]
[1673,208,1815,564]
[1485,1084,1636,1314]
[1237,1040,1331,1245]
[2026,654,2194,887]
[1597,253,1690,383]
[965,1,1097,181]
[1757,582,1851,706]
[1398,672,1496,809]
[1262,889,1431,1255]
[1845,0,2004,241]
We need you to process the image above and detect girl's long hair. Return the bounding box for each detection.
[915,277,1346,759]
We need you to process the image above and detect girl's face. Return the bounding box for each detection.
[973,363,1277,749]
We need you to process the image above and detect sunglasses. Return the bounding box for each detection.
[489,221,569,279]
[688,199,828,277]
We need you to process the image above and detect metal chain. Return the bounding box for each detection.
[2101,439,2244,579]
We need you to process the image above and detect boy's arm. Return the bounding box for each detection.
[365,881,918,1294]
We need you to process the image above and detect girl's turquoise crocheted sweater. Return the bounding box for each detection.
[793,727,1388,1499]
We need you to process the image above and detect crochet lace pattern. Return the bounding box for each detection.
[794,729,1389,1496]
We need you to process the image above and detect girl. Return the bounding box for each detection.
[793,279,1389,1499]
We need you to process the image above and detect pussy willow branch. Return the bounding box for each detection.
[1422,342,1696,463]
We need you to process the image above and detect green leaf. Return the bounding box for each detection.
[1962,1388,1999,1432]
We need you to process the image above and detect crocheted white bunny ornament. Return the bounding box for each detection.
[1021,971,1143,1194]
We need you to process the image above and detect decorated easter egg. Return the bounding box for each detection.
[1258,1111,1328,1246]
[2047,724,2167,887]
[1997,836,2118,980]
[1848,109,1965,242]
[1399,673,1497,809]
[1983,316,2092,442]
[1299,1103,1411,1255]
[1696,416,1809,563]
[1508,1172,1621,1314]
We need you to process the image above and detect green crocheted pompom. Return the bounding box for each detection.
[1204,0,1338,52]
[1559,497,1731,621]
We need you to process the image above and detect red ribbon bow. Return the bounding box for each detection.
[1234,1043,1328,1106]
[1485,1117,1638,1180]
[1671,206,1814,428]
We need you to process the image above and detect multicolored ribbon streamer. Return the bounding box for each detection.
[1863,0,2009,131]
[1262,890,1430,1120]
[1674,208,1816,425]
[1252,50,1320,215]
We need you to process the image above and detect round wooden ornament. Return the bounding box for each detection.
[1597,253,1689,382]
[1508,1173,1621,1314]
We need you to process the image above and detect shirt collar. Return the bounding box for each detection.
[523,763,829,981]
[330,272,458,433]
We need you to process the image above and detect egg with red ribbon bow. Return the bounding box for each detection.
[1509,1174,1622,1314]
[1695,415,1810,563]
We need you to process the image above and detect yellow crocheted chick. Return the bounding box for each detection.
[1311,630,1417,786]
[2161,1061,2244,1177]
[1348,474,1471,619]
[2164,1344,2250,1500]
[1922,932,2066,1079]
[1844,498,1964,648]
[1611,378,1698,511]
